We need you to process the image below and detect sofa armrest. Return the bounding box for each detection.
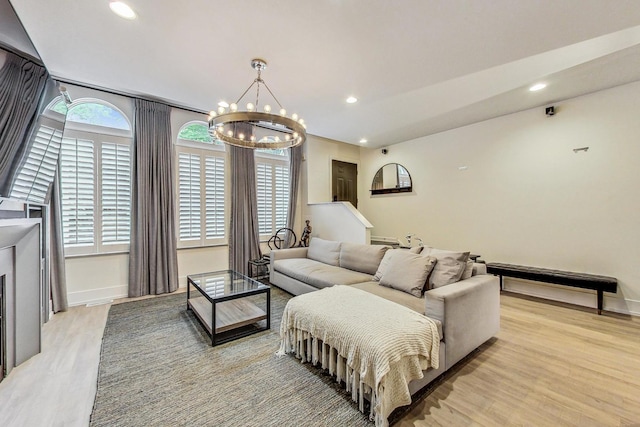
[270,247,309,262]
[425,274,500,369]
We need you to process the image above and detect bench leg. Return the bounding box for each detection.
[597,290,603,315]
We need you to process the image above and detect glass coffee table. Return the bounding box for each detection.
[187,270,270,346]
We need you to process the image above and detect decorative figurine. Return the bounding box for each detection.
[300,220,312,247]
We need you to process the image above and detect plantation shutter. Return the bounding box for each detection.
[60,138,95,245]
[10,125,63,203]
[178,152,201,240]
[101,142,131,244]
[205,155,225,240]
[256,162,273,235]
[274,165,289,230]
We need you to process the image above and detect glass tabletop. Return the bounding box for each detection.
[187,270,269,300]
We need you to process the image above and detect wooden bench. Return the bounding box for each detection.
[486,262,617,315]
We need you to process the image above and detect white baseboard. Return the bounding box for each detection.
[504,278,640,316]
[67,285,128,307]
[68,283,188,307]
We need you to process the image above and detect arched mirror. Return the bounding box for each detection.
[370,163,412,195]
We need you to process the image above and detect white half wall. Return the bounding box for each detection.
[359,80,640,315]
[307,202,372,244]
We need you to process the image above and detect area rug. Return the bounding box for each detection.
[90,287,376,427]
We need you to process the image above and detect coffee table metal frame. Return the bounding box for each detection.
[186,270,270,346]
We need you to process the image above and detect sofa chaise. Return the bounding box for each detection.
[270,237,500,414]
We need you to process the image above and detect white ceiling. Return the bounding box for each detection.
[9,0,640,148]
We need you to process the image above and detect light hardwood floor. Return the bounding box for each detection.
[1,292,639,426]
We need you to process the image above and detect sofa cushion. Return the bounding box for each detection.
[423,248,470,289]
[339,243,389,275]
[349,281,443,339]
[379,251,437,297]
[273,258,372,289]
[307,237,342,266]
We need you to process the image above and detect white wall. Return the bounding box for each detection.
[359,81,640,315]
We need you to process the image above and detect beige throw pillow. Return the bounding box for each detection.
[423,248,470,289]
[379,251,437,297]
[340,243,390,275]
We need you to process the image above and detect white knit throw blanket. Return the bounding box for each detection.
[276,286,440,427]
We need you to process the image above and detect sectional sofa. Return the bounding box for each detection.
[270,237,500,395]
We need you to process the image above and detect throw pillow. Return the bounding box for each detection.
[307,237,342,266]
[373,249,394,281]
[379,251,437,297]
[423,248,470,289]
[340,243,390,275]
[461,259,474,280]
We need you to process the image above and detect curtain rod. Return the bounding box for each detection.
[0,42,44,66]
[51,76,210,116]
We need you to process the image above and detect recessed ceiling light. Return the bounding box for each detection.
[529,83,547,92]
[359,138,367,144]
[346,96,358,104]
[109,1,136,19]
[218,101,229,108]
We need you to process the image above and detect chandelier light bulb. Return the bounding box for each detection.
[208,110,216,118]
[279,108,287,116]
[275,136,281,142]
[246,102,255,111]
[298,118,304,125]
[227,130,233,137]
[217,106,225,115]
[238,133,245,140]
[293,132,298,138]
[250,135,256,141]
[230,103,238,112]
[291,113,299,121]
[263,104,271,113]
[285,134,291,141]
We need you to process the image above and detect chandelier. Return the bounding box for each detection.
[208,59,307,149]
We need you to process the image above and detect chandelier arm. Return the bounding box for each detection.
[255,79,261,108]
[234,79,259,105]
[260,81,284,110]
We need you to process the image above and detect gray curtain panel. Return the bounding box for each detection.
[229,145,261,275]
[0,50,48,194]
[128,99,178,297]
[48,167,68,312]
[285,145,303,247]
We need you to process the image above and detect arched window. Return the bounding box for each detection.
[66,102,131,130]
[59,99,133,254]
[175,121,226,247]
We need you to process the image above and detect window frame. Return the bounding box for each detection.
[175,121,228,249]
[61,128,133,256]
[57,98,133,257]
[255,149,290,241]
